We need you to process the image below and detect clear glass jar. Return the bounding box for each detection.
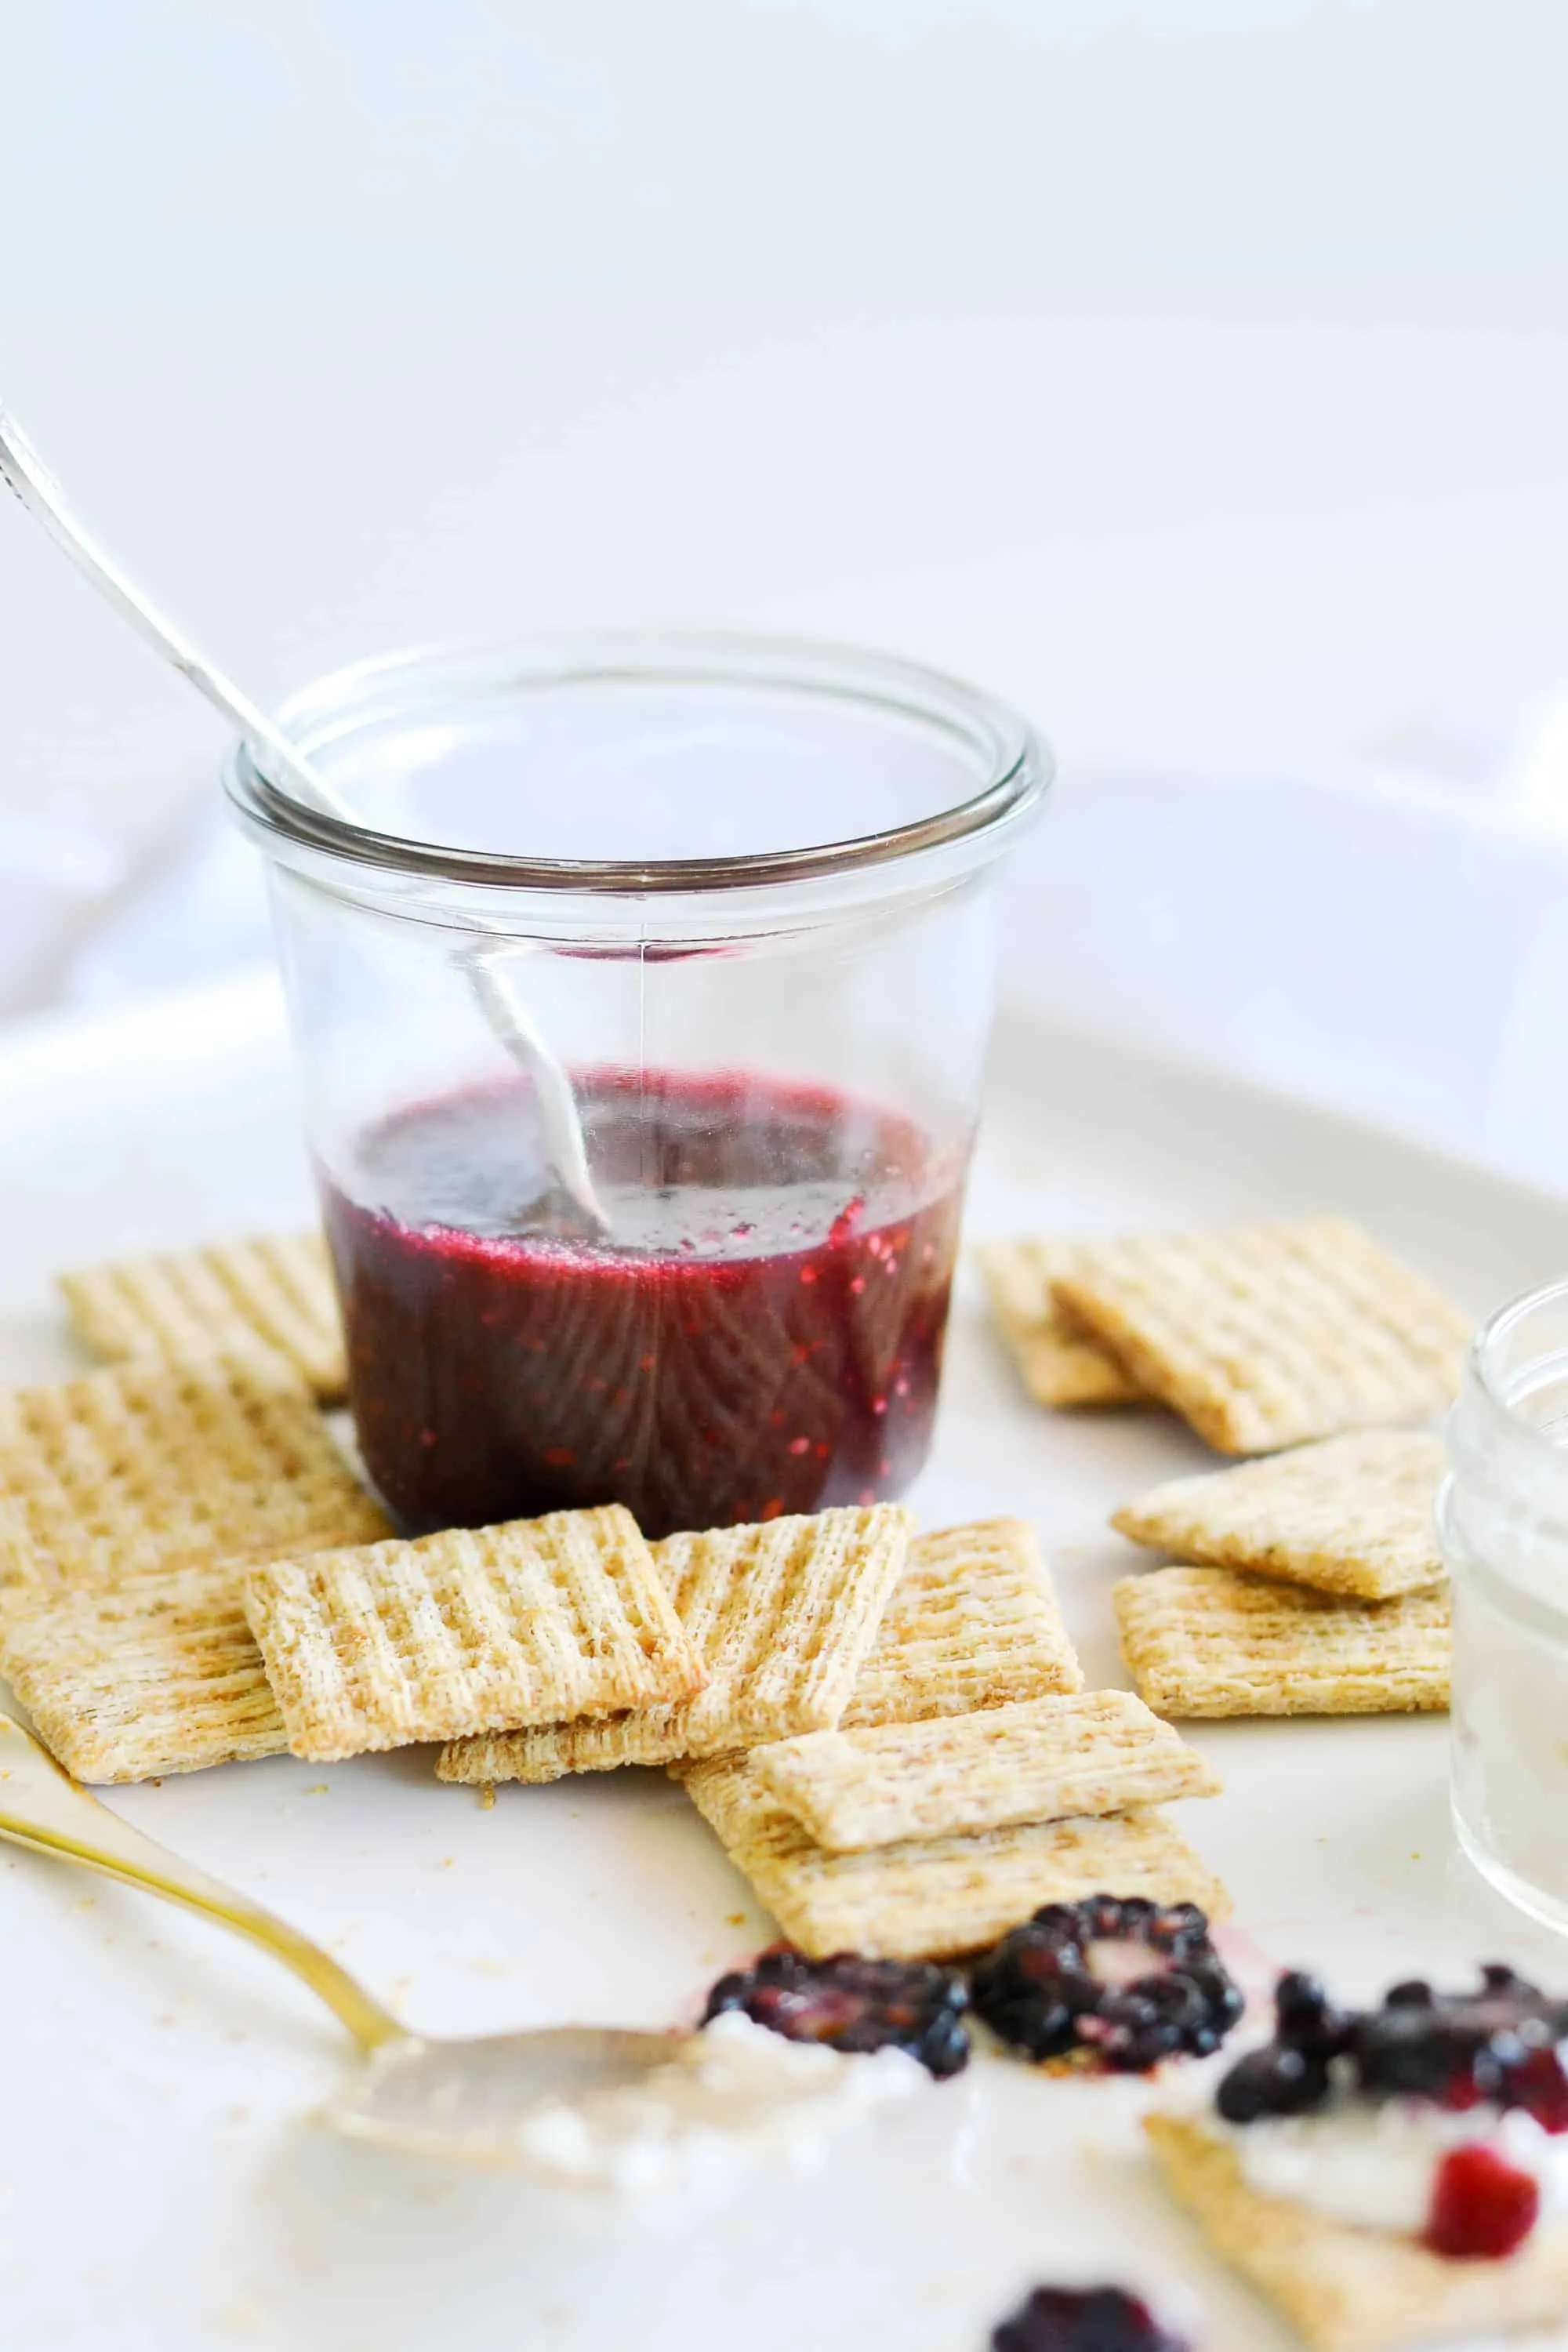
[225,631,1048,1540]
[1442,1277,1568,1930]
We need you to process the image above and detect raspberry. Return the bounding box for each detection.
[702,1947,970,2078]
[1425,2145,1541,2260]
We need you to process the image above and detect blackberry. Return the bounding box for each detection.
[968,1895,1242,2071]
[1215,2042,1331,2124]
[1274,1969,1352,2061]
[993,2285,1189,2351]
[1351,1967,1568,2125]
[701,1947,970,2078]
[1214,1969,1352,2122]
[1216,1963,1568,2134]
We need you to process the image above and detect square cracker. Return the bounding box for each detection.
[750,1689,1220,1853]
[1054,1215,1471,1454]
[437,1504,912,1786]
[677,1751,1229,1959]
[840,1517,1083,1731]
[1146,2112,1568,2351]
[1113,1430,1446,1601]
[60,1231,347,1403]
[243,1506,706,1761]
[1114,1566,1450,1718]
[975,1241,1143,1407]
[0,1568,285,1783]
[0,1356,390,1601]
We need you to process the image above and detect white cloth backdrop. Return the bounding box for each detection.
[6,4,1568,1190]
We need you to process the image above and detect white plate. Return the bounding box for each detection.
[2,972,1566,2352]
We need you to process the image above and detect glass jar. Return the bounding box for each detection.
[225,631,1048,1540]
[1442,1277,1568,1930]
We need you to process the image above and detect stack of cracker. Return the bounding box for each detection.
[9,1228,1235,1964]
[979,1214,1470,1452]
[0,1341,715,1787]
[0,1310,714,1787]
[1112,1432,1451,1718]
[677,1681,1227,1962]
[241,1505,707,1758]
[435,1510,1227,1960]
[0,1352,390,1780]
[980,1214,1462,1721]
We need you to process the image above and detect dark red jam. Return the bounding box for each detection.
[322,1069,964,1539]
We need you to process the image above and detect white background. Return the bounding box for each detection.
[5,2,1568,1173]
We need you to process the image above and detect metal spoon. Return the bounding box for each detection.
[0,405,608,1236]
[0,1708,677,2165]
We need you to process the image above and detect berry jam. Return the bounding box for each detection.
[323,1069,963,1539]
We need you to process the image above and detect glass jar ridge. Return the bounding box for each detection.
[223,628,1047,909]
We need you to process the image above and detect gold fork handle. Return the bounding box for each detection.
[0,1711,405,2053]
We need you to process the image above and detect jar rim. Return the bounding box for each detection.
[223,628,1050,895]
[1468,1274,1568,1443]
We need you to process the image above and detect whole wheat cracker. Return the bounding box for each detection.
[243,1507,706,1762]
[0,1567,285,1782]
[437,1505,912,1786]
[1146,2112,1568,2351]
[1054,1215,1471,1455]
[677,1751,1229,1959]
[0,1356,390,1600]
[841,1517,1083,1731]
[1113,1429,1446,1601]
[750,1689,1220,1853]
[1114,1566,1450,1718]
[60,1231,347,1403]
[975,1240,1143,1408]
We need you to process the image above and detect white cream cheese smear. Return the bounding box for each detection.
[1222,2100,1568,2235]
[515,2012,929,2198]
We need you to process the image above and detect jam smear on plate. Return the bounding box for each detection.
[325,1069,962,1539]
